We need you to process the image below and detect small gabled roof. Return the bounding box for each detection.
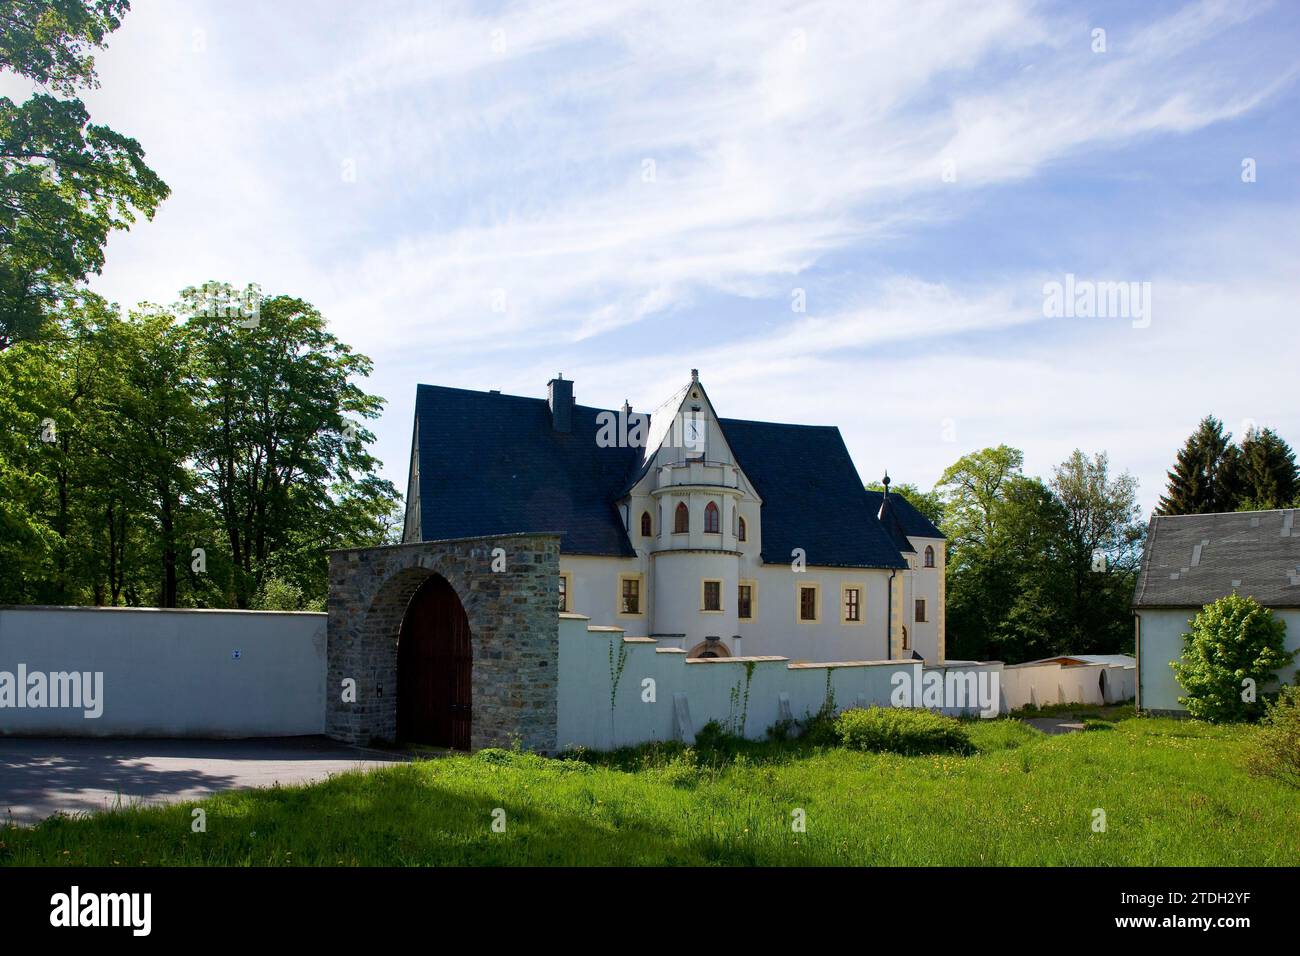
[1133,508,1300,608]
[720,418,908,569]
[862,490,945,540]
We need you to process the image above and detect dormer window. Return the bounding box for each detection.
[924,545,935,568]
[738,516,747,542]
[704,501,720,534]
[674,501,689,534]
[640,511,652,537]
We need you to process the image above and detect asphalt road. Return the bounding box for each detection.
[0,736,407,825]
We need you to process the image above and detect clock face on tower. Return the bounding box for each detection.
[684,416,705,453]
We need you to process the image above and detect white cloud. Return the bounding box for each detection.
[51,0,1296,511]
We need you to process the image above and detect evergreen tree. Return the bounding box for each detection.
[1234,427,1299,510]
[1157,416,1236,515]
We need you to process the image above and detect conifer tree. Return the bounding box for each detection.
[1157,417,1236,515]
[1234,427,1299,510]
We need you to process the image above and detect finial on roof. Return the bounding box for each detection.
[883,471,891,495]
[690,368,699,382]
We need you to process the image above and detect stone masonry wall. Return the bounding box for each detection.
[326,533,560,751]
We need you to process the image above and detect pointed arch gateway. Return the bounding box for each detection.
[325,533,561,752]
[397,573,471,748]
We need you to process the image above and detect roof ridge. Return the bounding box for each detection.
[719,416,840,430]
[416,382,632,416]
[1152,507,1295,521]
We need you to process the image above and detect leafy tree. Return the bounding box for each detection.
[0,283,399,608]
[0,0,130,94]
[937,446,1143,662]
[1233,427,1298,511]
[0,0,168,349]
[1157,416,1237,515]
[1171,594,1294,722]
[185,283,399,607]
[934,444,1023,553]
[1049,450,1145,653]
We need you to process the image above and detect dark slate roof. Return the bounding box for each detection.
[413,385,641,556]
[1133,509,1300,608]
[718,418,908,569]
[863,490,945,540]
[412,384,933,568]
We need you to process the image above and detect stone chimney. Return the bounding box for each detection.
[547,374,573,432]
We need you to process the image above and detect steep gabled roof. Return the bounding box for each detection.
[1132,509,1300,608]
[719,418,908,569]
[411,381,929,569]
[413,385,640,556]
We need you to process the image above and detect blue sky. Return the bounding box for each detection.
[8,0,1299,513]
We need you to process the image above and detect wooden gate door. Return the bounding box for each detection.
[397,574,471,749]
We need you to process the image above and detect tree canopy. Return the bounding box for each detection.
[0,285,402,608]
[0,0,168,350]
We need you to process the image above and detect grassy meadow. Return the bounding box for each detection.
[2,712,1296,866]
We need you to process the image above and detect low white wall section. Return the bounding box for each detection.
[0,606,326,737]
[1000,661,1135,711]
[557,614,1002,750]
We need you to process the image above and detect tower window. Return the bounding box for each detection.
[640,511,652,537]
[915,599,927,623]
[738,516,747,542]
[924,545,935,568]
[674,501,689,533]
[704,500,720,533]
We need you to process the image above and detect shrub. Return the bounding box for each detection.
[693,719,740,753]
[765,718,796,742]
[798,704,841,747]
[1171,594,1295,722]
[251,576,323,612]
[834,707,973,755]
[1246,685,1300,788]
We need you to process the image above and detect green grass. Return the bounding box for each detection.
[2,716,1296,866]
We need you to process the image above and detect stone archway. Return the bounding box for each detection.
[687,638,732,659]
[326,532,561,751]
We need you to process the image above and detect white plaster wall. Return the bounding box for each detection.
[1000,661,1136,711]
[556,615,1000,750]
[744,564,893,662]
[907,536,944,662]
[561,554,903,662]
[654,550,737,642]
[0,607,326,737]
[1137,608,1300,712]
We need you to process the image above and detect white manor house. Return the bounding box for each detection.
[402,370,946,664]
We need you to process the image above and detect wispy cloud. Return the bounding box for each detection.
[73,0,1300,512]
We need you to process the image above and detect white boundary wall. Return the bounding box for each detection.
[1000,661,1136,711]
[557,613,1005,750]
[0,606,326,737]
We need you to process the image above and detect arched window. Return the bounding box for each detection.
[704,501,720,533]
[738,516,747,542]
[640,511,652,537]
[674,501,689,533]
[924,545,935,568]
